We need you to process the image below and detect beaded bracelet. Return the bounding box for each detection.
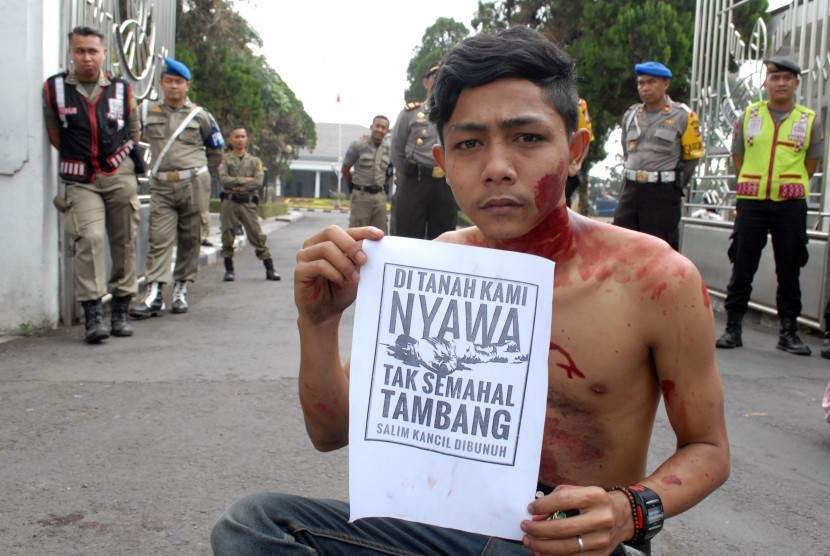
[611,486,642,544]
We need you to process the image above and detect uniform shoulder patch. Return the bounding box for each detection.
[405,101,421,111]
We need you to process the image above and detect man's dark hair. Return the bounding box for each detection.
[229,125,247,135]
[372,115,390,125]
[68,26,105,42]
[429,26,579,142]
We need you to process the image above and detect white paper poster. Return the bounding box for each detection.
[349,236,553,540]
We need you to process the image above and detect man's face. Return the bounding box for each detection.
[432,78,588,242]
[764,71,799,104]
[160,74,190,106]
[636,75,669,105]
[229,128,248,151]
[370,118,389,144]
[70,34,105,81]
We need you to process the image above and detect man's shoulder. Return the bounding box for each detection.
[404,101,422,112]
[44,71,70,84]
[795,103,817,117]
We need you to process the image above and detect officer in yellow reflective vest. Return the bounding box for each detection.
[716,57,824,355]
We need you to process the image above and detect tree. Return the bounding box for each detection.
[175,0,315,187]
[404,18,470,102]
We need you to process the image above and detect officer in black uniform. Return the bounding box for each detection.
[390,64,457,239]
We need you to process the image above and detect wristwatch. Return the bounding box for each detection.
[629,485,664,543]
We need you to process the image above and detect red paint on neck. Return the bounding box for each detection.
[495,171,577,262]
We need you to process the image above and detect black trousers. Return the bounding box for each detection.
[394,169,457,240]
[724,199,808,319]
[613,179,682,250]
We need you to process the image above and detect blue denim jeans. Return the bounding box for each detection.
[210,492,530,555]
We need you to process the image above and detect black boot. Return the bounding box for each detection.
[263,258,281,281]
[223,258,235,282]
[110,296,134,337]
[81,300,109,344]
[129,282,165,319]
[777,317,811,355]
[821,331,830,360]
[716,312,743,348]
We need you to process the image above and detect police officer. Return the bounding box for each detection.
[565,98,595,209]
[342,115,391,232]
[390,64,457,239]
[43,26,141,343]
[614,61,704,250]
[130,58,224,318]
[218,125,280,282]
[716,57,823,355]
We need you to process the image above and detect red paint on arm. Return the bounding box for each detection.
[661,474,683,486]
[550,342,586,379]
[661,380,676,405]
[314,402,337,421]
[701,279,711,308]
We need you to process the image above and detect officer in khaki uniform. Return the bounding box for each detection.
[342,115,391,232]
[613,61,704,251]
[43,26,141,343]
[130,58,224,318]
[390,64,457,239]
[218,126,280,282]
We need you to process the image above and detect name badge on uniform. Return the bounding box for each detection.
[108,98,124,120]
[746,116,763,137]
[789,121,807,142]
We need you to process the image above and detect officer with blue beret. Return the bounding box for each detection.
[131,57,225,318]
[613,60,704,250]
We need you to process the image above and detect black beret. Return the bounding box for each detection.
[763,57,801,76]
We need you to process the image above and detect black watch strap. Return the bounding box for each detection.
[629,485,664,543]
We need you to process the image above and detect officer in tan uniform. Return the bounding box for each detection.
[613,61,704,251]
[390,64,457,239]
[342,115,391,232]
[130,58,224,318]
[218,125,280,282]
[42,26,141,343]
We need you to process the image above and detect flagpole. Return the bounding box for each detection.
[336,92,342,210]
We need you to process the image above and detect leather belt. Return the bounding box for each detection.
[352,184,384,194]
[625,170,676,183]
[153,165,209,182]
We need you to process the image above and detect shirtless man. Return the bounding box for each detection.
[211,27,730,556]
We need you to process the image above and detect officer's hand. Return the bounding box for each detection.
[521,486,631,556]
[295,225,385,324]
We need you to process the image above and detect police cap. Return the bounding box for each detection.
[764,57,801,77]
[634,61,672,79]
[162,57,191,80]
[425,64,440,78]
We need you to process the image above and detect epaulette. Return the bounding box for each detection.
[405,101,421,111]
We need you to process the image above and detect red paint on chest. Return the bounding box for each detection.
[550,342,585,379]
[661,380,676,405]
